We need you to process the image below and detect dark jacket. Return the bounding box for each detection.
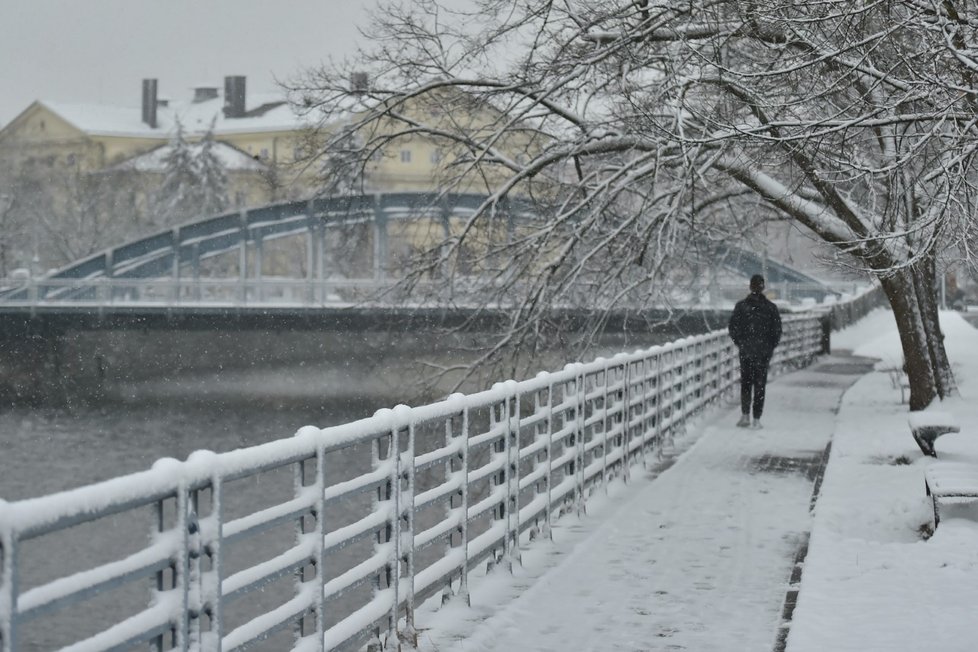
[728,292,782,360]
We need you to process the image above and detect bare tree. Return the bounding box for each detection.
[288,0,978,408]
[0,155,149,272]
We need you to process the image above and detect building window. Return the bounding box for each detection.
[430,149,442,164]
[400,149,412,163]
[66,153,77,166]
[260,148,270,159]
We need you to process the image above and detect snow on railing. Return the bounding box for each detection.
[0,315,824,652]
[0,277,867,311]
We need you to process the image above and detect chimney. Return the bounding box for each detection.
[141,79,158,128]
[224,75,246,118]
[193,85,219,103]
[351,72,369,95]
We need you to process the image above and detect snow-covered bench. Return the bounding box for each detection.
[924,462,978,527]
[909,411,960,458]
[882,366,910,403]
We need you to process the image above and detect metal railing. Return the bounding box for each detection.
[0,277,868,311]
[0,315,824,652]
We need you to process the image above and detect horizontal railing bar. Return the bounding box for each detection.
[414,511,463,552]
[465,486,506,523]
[322,505,393,555]
[467,426,507,450]
[466,456,507,485]
[323,546,392,601]
[55,601,174,652]
[518,464,549,493]
[18,538,176,622]
[223,586,316,651]
[12,482,178,541]
[323,589,395,652]
[518,437,549,460]
[413,439,463,474]
[517,411,548,430]
[223,537,317,604]
[222,493,317,546]
[322,462,394,505]
[414,477,463,512]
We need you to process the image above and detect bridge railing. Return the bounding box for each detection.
[0,276,867,310]
[0,314,824,652]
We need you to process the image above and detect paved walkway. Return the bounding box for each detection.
[418,354,874,652]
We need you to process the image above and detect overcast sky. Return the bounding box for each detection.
[0,0,383,127]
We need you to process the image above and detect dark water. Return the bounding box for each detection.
[1,398,379,502]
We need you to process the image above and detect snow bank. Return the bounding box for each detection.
[788,310,978,652]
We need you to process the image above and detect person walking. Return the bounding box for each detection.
[728,274,782,429]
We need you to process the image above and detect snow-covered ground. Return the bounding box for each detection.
[410,309,978,651]
[787,310,978,652]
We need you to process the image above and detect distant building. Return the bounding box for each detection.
[103,139,272,209]
[2,77,299,161]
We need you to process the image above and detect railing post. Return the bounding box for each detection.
[505,382,521,567]
[679,342,690,432]
[203,466,225,652]
[170,229,181,305]
[238,210,248,305]
[654,353,665,459]
[191,243,201,303]
[369,430,388,649]
[254,235,264,304]
[176,479,200,651]
[402,414,417,641]
[306,200,318,305]
[620,359,631,484]
[372,195,388,282]
[0,502,17,652]
[441,411,457,605]
[311,442,327,651]
[539,379,554,540]
[600,361,610,493]
[292,438,322,648]
[385,418,403,648]
[575,367,586,515]
[458,404,471,602]
[639,356,650,468]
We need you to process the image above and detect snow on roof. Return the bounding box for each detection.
[40,92,310,138]
[108,141,268,173]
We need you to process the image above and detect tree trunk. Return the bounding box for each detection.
[912,256,956,398]
[879,266,954,410]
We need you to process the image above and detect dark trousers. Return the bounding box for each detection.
[739,354,771,419]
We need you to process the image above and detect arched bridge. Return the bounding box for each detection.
[0,191,835,311]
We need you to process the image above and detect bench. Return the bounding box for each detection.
[908,411,960,458]
[881,366,910,403]
[924,462,978,527]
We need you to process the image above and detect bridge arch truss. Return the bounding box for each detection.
[7,192,836,305]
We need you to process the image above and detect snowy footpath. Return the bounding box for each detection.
[413,310,978,651]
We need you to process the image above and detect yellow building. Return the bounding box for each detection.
[0,77,312,194]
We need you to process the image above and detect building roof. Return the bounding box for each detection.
[106,141,269,173]
[36,92,309,138]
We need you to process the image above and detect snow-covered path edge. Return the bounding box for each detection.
[787,310,978,652]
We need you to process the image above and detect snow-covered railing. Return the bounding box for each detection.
[0,277,851,310]
[0,315,823,652]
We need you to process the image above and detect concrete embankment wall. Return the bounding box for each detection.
[0,319,703,408]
